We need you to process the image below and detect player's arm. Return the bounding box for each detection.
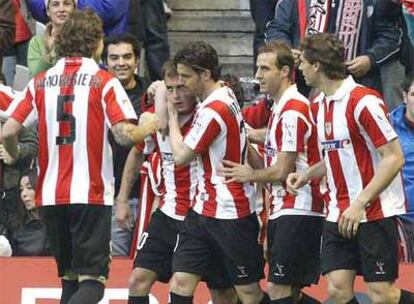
[111,112,159,147]
[167,96,196,166]
[220,151,296,183]
[116,146,144,229]
[247,128,267,144]
[339,139,403,238]
[247,144,264,169]
[355,139,403,207]
[1,118,24,160]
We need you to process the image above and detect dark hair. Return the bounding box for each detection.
[162,59,178,79]
[55,9,103,58]
[301,33,347,80]
[257,41,295,79]
[222,74,244,108]
[402,72,414,93]
[174,41,221,81]
[102,33,142,63]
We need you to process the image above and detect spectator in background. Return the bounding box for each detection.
[403,0,414,46]
[8,168,50,256]
[250,0,278,72]
[0,79,38,252]
[128,0,170,81]
[390,72,414,262]
[27,0,129,35]
[27,0,76,78]
[102,33,149,256]
[2,0,33,87]
[265,0,404,108]
[0,0,16,69]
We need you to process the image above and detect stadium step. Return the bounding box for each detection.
[167,0,255,77]
[168,10,254,33]
[168,0,249,11]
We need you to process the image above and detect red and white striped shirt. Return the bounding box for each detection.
[265,85,324,219]
[139,115,198,220]
[0,84,18,111]
[11,57,137,207]
[314,76,406,222]
[184,86,256,219]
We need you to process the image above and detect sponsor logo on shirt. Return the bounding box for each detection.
[265,144,277,157]
[321,139,351,151]
[161,152,174,163]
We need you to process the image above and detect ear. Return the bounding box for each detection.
[201,69,212,82]
[403,92,408,105]
[280,66,291,79]
[313,62,321,73]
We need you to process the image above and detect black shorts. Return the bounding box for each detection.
[321,217,399,282]
[133,209,183,283]
[172,209,265,287]
[41,204,111,278]
[267,215,323,286]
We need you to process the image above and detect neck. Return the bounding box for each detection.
[405,108,414,126]
[319,76,345,96]
[123,76,136,90]
[201,81,221,100]
[178,112,194,126]
[51,24,63,37]
[271,81,292,104]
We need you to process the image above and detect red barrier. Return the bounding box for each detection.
[0,257,413,304]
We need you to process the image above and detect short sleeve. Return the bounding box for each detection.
[184,107,221,154]
[355,95,397,148]
[276,110,310,153]
[102,78,138,127]
[10,80,38,128]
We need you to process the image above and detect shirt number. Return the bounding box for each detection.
[56,94,76,145]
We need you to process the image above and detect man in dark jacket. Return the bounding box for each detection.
[0,0,16,68]
[266,0,402,99]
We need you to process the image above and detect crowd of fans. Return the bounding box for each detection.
[0,0,413,303]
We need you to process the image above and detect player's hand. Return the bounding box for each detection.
[0,144,18,165]
[147,80,164,99]
[166,92,179,120]
[218,159,253,183]
[338,201,365,239]
[139,112,160,136]
[286,172,308,195]
[292,49,302,67]
[346,55,371,78]
[115,199,133,230]
[247,128,264,144]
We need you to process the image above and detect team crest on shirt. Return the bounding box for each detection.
[325,122,332,136]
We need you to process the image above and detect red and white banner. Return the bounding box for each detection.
[0,257,413,304]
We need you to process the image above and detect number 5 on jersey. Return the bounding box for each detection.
[56,94,76,145]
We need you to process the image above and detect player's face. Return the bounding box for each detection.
[298,53,318,88]
[106,43,139,87]
[255,52,282,98]
[176,63,203,98]
[165,75,196,115]
[47,0,75,27]
[404,82,414,121]
[20,176,36,211]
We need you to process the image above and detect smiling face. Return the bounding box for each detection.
[47,0,75,27]
[106,42,139,88]
[20,176,36,211]
[165,75,196,115]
